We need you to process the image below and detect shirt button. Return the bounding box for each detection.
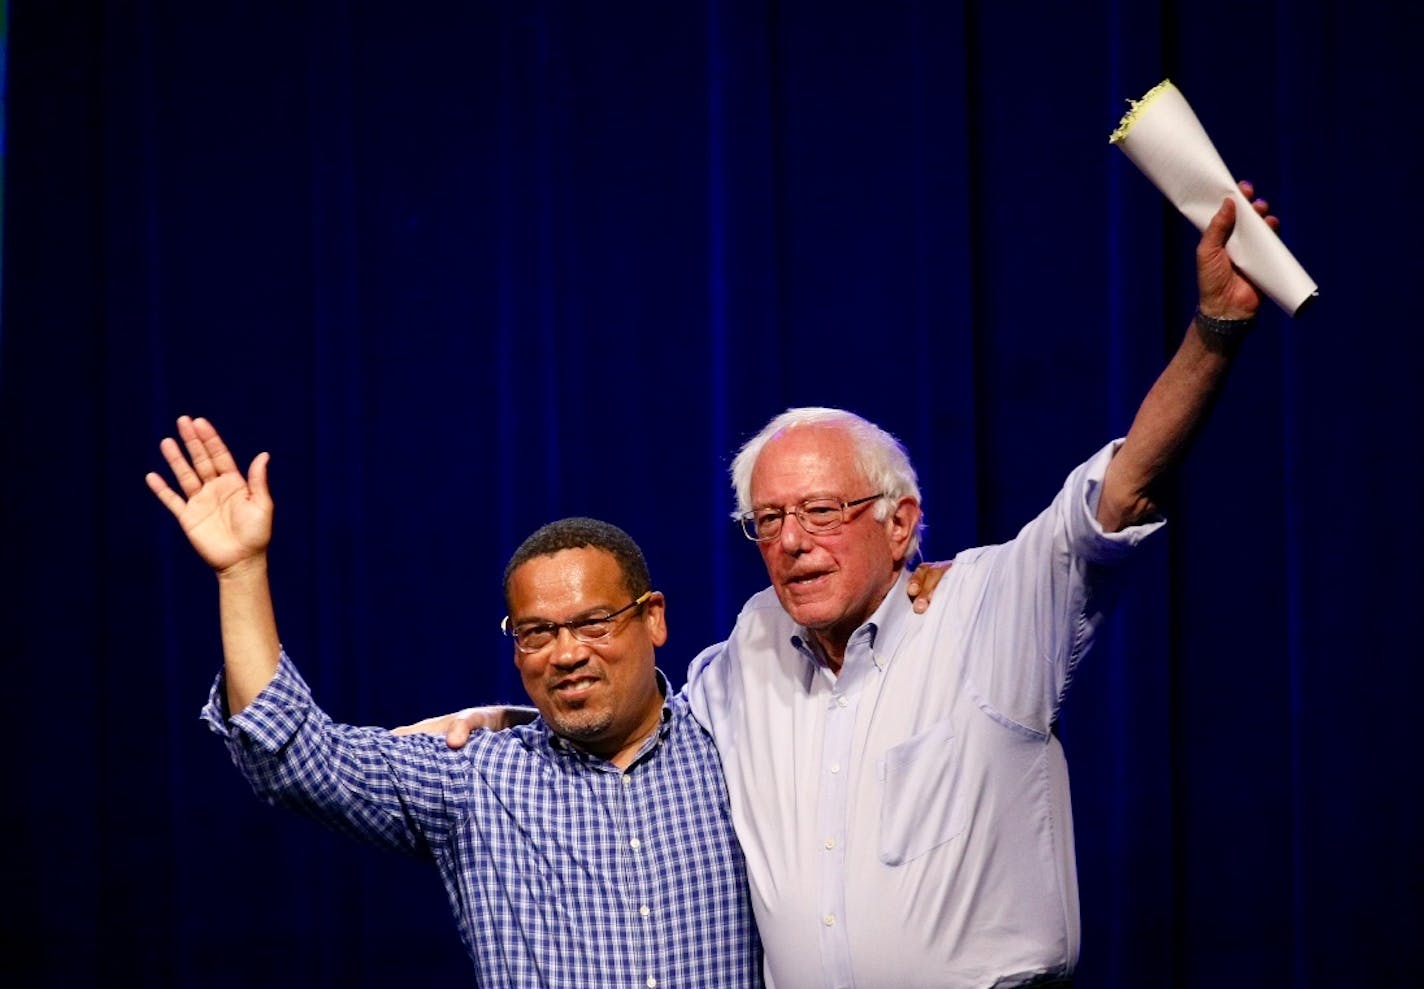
[824,837,836,850]
[622,774,633,786]
[829,763,841,774]
[836,696,848,708]
[629,837,642,850]
[823,913,836,927]
[646,979,658,988]
[639,905,651,918]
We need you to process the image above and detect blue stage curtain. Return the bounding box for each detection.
[2,2,1419,985]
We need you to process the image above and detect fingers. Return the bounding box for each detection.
[158,434,203,497]
[906,575,929,613]
[176,415,215,483]
[145,470,188,518]
[447,710,481,749]
[906,572,928,613]
[1248,193,1275,228]
[159,415,251,495]
[175,414,241,484]
[1237,179,1280,231]
[907,561,952,614]
[193,416,243,477]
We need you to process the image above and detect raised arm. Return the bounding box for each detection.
[1097,182,1281,531]
[146,415,278,714]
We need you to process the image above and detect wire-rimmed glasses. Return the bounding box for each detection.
[501,590,653,653]
[738,493,885,542]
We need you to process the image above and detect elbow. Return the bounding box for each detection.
[1096,486,1159,533]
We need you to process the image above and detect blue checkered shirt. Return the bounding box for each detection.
[202,653,762,988]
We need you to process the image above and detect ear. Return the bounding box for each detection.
[641,591,669,647]
[885,497,921,565]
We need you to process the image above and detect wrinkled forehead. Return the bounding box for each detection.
[750,425,867,504]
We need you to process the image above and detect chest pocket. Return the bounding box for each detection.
[876,718,967,865]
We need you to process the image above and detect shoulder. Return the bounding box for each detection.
[432,721,564,793]
[426,720,551,772]
[485,720,549,758]
[665,693,715,746]
[730,585,797,642]
[740,584,786,617]
[684,586,786,680]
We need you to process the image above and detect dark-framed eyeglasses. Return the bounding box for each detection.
[738,493,885,542]
[500,591,653,654]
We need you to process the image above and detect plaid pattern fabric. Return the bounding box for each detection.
[203,654,762,988]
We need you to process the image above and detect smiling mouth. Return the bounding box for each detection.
[786,571,831,587]
[551,676,602,698]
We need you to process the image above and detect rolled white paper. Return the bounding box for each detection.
[1110,80,1317,316]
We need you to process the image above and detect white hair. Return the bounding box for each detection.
[729,407,925,559]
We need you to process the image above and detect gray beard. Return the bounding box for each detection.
[548,709,615,745]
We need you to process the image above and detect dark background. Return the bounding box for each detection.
[3,2,1420,986]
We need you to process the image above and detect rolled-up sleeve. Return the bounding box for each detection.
[962,439,1165,731]
[200,651,461,858]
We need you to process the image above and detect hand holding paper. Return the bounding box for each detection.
[1198,188,1278,323]
[1111,80,1317,316]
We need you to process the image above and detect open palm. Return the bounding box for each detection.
[146,416,273,573]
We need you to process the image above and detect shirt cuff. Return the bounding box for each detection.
[1071,438,1166,562]
[199,650,314,753]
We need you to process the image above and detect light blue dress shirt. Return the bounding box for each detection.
[687,440,1162,988]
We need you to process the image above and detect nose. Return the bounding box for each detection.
[550,626,592,667]
[776,510,814,554]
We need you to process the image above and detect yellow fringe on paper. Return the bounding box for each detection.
[1108,79,1176,144]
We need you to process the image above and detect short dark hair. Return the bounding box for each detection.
[502,517,652,605]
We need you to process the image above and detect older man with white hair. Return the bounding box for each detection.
[682,188,1277,989]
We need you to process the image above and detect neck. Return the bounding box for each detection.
[605,715,662,769]
[590,687,666,769]
[810,630,849,675]
[807,566,906,676]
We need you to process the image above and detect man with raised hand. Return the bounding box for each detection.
[686,188,1278,988]
[148,432,762,988]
